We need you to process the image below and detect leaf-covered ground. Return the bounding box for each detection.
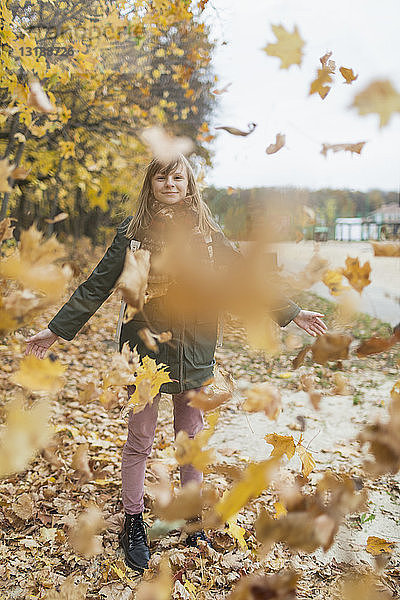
[1,286,400,599]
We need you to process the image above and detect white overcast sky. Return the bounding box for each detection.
[201,0,399,192]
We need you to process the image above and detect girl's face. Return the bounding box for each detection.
[151,166,189,205]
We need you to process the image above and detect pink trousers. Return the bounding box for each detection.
[121,387,204,515]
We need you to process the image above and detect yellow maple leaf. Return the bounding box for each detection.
[265,433,296,460]
[341,256,371,294]
[339,66,358,84]
[263,24,305,69]
[213,458,278,522]
[11,355,66,392]
[295,443,316,478]
[352,79,400,127]
[322,269,349,296]
[128,355,172,413]
[366,535,396,556]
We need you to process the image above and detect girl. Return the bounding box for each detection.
[25,155,327,572]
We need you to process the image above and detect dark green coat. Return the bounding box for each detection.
[48,217,300,394]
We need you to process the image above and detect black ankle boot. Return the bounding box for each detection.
[119,512,150,572]
[186,529,212,548]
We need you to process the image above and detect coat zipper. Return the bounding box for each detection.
[179,318,185,392]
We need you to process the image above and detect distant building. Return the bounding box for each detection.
[335,203,400,241]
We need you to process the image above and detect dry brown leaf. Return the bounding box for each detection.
[356,333,399,357]
[78,381,99,404]
[366,535,396,556]
[263,24,305,69]
[11,165,31,180]
[266,133,285,155]
[44,212,68,224]
[187,387,231,412]
[215,122,257,136]
[137,328,172,353]
[0,217,15,243]
[0,158,15,193]
[309,67,333,99]
[331,372,351,395]
[212,82,232,95]
[135,556,172,600]
[351,79,400,127]
[292,345,311,369]
[242,382,282,420]
[140,126,194,162]
[68,504,106,558]
[320,51,336,73]
[371,241,400,257]
[311,332,352,365]
[228,570,298,600]
[300,374,322,409]
[115,248,150,314]
[175,412,218,472]
[12,492,36,520]
[27,79,56,113]
[71,444,93,483]
[340,66,358,84]
[341,256,371,293]
[321,142,366,157]
[102,342,140,388]
[44,574,88,600]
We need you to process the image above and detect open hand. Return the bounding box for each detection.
[293,310,327,337]
[25,328,59,359]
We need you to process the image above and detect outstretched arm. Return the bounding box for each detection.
[293,310,327,337]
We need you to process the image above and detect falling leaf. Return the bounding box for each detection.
[215,122,257,136]
[11,354,66,392]
[321,142,366,157]
[0,217,15,243]
[356,333,399,357]
[0,158,14,193]
[227,186,237,195]
[187,387,231,412]
[371,241,400,257]
[27,79,56,113]
[226,517,248,549]
[140,126,194,162]
[366,536,396,556]
[266,133,286,155]
[322,269,349,296]
[302,205,316,225]
[68,503,106,558]
[273,501,288,519]
[228,571,299,600]
[127,355,172,413]
[296,443,316,478]
[341,256,371,293]
[137,328,172,353]
[263,24,305,69]
[71,444,93,483]
[264,433,296,460]
[212,82,232,95]
[44,575,88,600]
[311,332,352,365]
[309,67,333,99]
[351,79,400,127]
[0,398,53,479]
[299,374,321,408]
[114,248,150,314]
[320,51,336,73]
[44,212,68,224]
[292,345,311,369]
[11,165,31,180]
[135,556,172,600]
[211,458,278,524]
[242,382,282,420]
[340,66,358,84]
[175,412,218,472]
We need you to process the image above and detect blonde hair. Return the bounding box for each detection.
[125,154,220,240]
